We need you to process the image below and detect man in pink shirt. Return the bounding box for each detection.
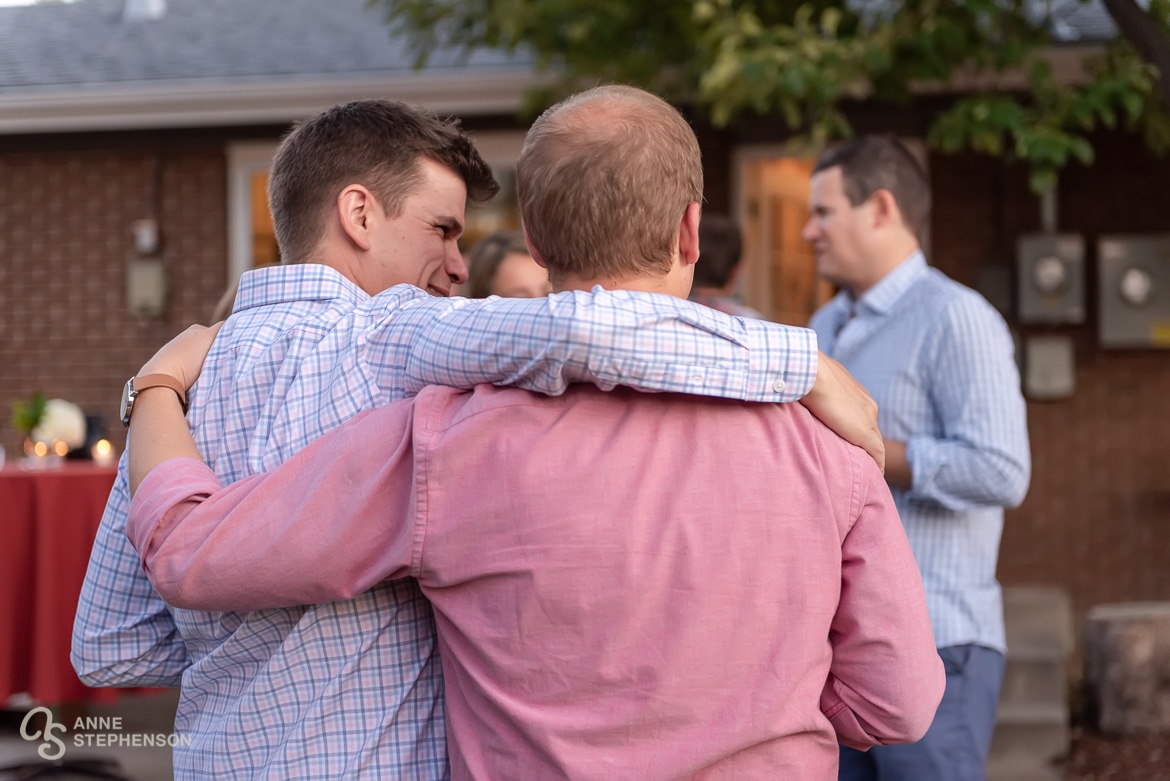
[125,85,943,779]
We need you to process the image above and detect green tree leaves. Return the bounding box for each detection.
[371,0,1170,192]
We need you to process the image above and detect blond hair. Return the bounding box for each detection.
[516,86,703,284]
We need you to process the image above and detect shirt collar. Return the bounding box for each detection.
[853,250,928,317]
[234,264,368,312]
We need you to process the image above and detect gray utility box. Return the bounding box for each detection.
[1098,234,1170,349]
[1017,234,1085,324]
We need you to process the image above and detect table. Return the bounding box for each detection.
[0,462,122,705]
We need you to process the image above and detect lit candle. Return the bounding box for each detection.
[33,441,48,458]
[52,439,69,457]
[92,439,115,467]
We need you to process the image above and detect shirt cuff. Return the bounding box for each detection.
[743,321,818,402]
[905,436,942,501]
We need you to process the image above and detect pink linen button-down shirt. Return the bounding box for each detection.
[129,384,943,780]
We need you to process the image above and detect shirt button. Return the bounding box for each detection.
[772,379,787,393]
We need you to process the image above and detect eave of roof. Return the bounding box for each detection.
[0,67,539,133]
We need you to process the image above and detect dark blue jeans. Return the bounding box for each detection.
[838,644,1005,781]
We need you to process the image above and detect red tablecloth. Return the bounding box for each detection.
[0,462,123,704]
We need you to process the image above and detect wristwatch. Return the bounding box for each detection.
[120,374,189,427]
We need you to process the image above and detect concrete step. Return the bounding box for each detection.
[994,587,1073,773]
[1003,586,1074,654]
[1000,644,1068,710]
[991,703,1070,764]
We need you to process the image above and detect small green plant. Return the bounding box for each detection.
[12,391,47,436]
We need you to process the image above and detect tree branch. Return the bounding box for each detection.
[1101,0,1170,108]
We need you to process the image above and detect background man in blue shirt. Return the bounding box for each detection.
[805,135,1032,781]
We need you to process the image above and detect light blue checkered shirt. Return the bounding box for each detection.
[810,252,1030,653]
[73,264,819,780]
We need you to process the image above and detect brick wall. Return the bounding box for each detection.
[0,139,229,454]
[931,134,1170,615]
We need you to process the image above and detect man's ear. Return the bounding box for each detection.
[522,223,548,269]
[337,184,376,251]
[678,202,702,268]
[869,189,902,230]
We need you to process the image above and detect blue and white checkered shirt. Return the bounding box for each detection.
[74,264,819,780]
[810,252,1030,653]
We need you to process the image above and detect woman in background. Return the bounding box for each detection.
[463,231,551,299]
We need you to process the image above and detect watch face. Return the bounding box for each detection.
[120,378,134,427]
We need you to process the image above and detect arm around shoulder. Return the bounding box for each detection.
[801,351,884,473]
[393,290,821,402]
[127,405,422,613]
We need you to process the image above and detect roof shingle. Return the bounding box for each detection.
[0,0,526,93]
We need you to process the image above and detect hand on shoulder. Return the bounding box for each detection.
[800,351,884,473]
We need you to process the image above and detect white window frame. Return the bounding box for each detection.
[226,140,280,286]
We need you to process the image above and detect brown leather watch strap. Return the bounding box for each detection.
[134,373,189,413]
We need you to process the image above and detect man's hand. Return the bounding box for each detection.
[139,322,224,392]
[800,351,885,473]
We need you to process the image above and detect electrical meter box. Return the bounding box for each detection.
[1017,234,1085,324]
[1098,235,1170,349]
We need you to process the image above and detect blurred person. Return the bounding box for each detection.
[74,98,883,779]
[690,213,764,318]
[124,86,941,780]
[803,135,1031,781]
[463,230,550,298]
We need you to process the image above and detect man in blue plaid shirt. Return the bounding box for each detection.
[805,136,1031,781]
[75,98,881,780]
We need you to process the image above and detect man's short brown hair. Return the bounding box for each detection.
[812,135,930,241]
[516,85,703,284]
[268,99,498,264]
